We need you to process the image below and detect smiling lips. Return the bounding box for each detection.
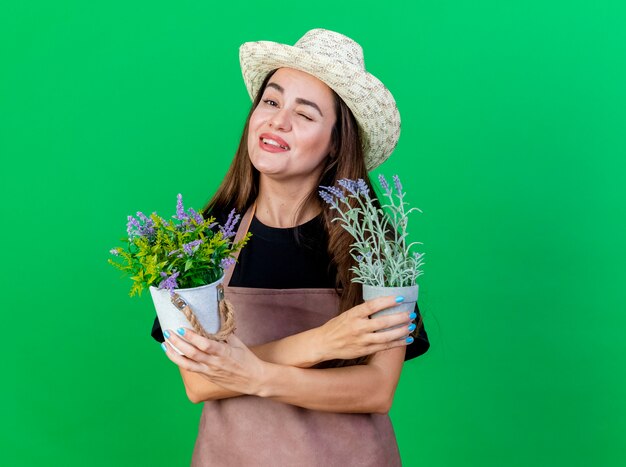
[259,133,290,152]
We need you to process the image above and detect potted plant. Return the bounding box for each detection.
[319,175,424,321]
[108,194,249,344]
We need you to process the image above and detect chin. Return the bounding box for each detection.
[249,155,282,175]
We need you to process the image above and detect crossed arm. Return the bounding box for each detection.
[161,295,414,414]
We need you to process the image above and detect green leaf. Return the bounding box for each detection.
[191,276,205,286]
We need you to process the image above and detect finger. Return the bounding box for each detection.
[374,335,415,353]
[163,328,224,362]
[364,310,412,333]
[359,295,406,317]
[161,340,207,373]
[358,337,410,357]
[367,323,414,344]
[173,328,226,355]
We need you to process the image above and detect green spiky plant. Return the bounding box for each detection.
[319,175,424,288]
[109,194,249,297]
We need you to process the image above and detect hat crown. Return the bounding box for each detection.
[294,29,365,69]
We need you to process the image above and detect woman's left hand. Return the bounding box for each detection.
[161,328,267,396]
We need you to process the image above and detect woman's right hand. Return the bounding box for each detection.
[313,296,415,362]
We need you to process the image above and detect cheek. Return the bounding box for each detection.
[247,110,263,147]
[306,127,333,156]
[249,109,260,131]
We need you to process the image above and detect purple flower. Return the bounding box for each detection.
[220,257,236,270]
[127,212,155,239]
[338,179,358,195]
[137,212,155,237]
[356,179,370,197]
[167,249,180,257]
[126,215,140,237]
[158,270,180,295]
[337,178,369,197]
[109,248,120,256]
[319,190,337,207]
[393,175,403,194]
[182,239,203,256]
[378,174,391,195]
[220,209,241,239]
[173,193,189,222]
[187,207,204,224]
[319,185,346,208]
[325,185,346,200]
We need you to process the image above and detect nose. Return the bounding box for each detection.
[269,107,291,131]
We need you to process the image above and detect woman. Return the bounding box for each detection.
[153,29,429,466]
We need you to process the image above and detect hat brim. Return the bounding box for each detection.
[239,40,401,170]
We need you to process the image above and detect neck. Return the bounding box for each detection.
[255,175,321,228]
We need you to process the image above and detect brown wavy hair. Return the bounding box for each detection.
[202,69,421,366]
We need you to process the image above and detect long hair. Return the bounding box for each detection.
[202,69,370,308]
[203,70,422,366]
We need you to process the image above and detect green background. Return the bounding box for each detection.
[2,1,625,465]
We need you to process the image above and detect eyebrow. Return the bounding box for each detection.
[265,82,324,117]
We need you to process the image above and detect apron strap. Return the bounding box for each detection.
[224,202,256,287]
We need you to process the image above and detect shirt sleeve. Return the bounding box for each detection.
[151,315,165,343]
[404,302,430,361]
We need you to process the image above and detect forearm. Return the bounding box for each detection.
[171,297,413,404]
[180,330,324,403]
[252,327,325,367]
[260,364,391,413]
[229,294,413,369]
[180,369,239,403]
[180,332,409,404]
[186,348,404,411]
[257,347,405,413]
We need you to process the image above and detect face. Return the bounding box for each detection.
[247,68,337,184]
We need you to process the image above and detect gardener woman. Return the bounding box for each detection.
[153,29,429,466]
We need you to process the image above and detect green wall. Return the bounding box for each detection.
[2,1,625,466]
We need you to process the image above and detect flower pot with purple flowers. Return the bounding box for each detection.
[319,175,424,329]
[108,194,249,345]
[149,274,228,353]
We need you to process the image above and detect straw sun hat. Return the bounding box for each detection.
[239,28,401,171]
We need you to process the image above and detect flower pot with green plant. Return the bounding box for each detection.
[319,175,424,324]
[108,194,249,345]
